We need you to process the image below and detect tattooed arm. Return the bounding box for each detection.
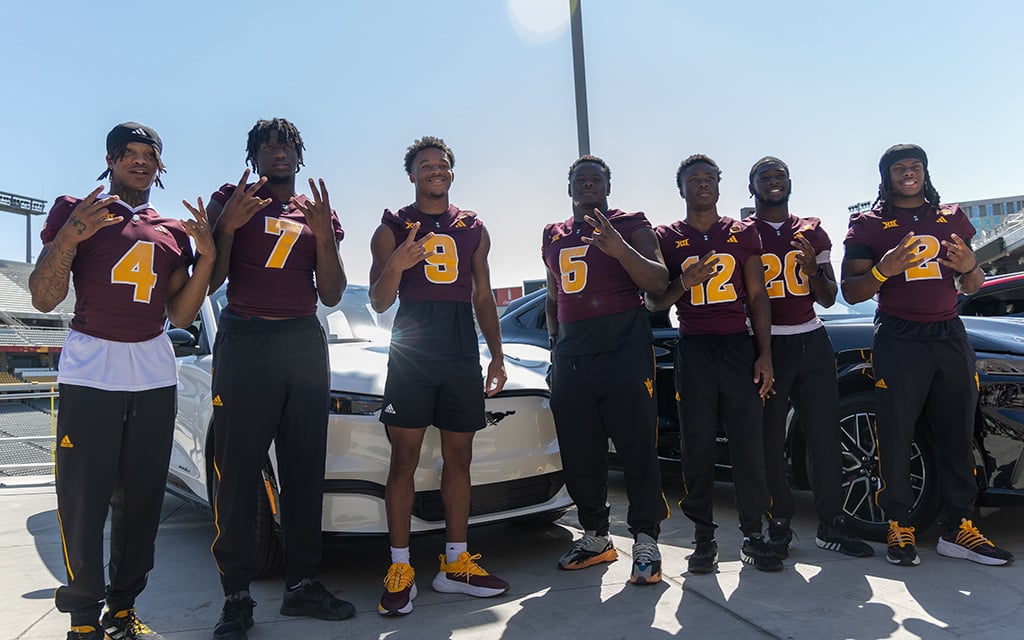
[29,188,123,312]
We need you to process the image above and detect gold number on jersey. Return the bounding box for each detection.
[264,217,304,269]
[681,253,737,305]
[110,241,158,304]
[904,235,942,281]
[762,251,811,299]
[558,246,590,294]
[425,234,459,284]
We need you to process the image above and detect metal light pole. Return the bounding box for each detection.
[569,0,590,157]
[0,191,47,263]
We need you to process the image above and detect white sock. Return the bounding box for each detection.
[445,541,468,563]
[390,546,411,566]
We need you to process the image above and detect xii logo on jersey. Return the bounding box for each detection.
[404,220,417,230]
[882,220,899,230]
[675,239,689,248]
[550,233,562,244]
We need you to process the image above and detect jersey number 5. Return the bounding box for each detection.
[110,241,158,304]
[558,246,589,294]
[265,217,304,269]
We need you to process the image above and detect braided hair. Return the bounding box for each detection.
[873,144,940,214]
[245,118,305,174]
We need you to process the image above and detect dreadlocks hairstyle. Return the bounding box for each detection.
[675,154,721,190]
[98,144,167,189]
[404,136,455,174]
[872,144,940,215]
[568,155,611,183]
[245,118,305,174]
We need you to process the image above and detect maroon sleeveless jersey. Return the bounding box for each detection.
[541,210,650,323]
[382,205,483,304]
[40,196,193,342]
[753,215,831,326]
[211,183,344,318]
[844,204,974,322]
[657,216,763,335]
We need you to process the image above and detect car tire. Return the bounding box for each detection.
[837,391,941,542]
[255,467,286,578]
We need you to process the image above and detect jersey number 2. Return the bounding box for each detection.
[110,241,158,304]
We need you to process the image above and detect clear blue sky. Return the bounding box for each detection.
[3,0,1022,287]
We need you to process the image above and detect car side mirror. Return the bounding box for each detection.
[169,327,203,357]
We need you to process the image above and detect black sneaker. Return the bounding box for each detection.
[67,625,104,640]
[886,520,920,566]
[741,534,784,572]
[936,518,1014,566]
[816,516,874,558]
[687,539,718,574]
[212,595,256,640]
[281,579,356,620]
[765,518,793,559]
[101,608,163,639]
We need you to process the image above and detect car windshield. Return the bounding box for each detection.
[210,285,393,344]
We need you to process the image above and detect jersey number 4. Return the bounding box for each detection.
[110,241,158,304]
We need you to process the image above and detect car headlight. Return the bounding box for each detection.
[330,392,383,415]
[977,357,1024,376]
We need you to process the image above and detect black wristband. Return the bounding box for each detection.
[548,335,557,350]
[958,261,979,275]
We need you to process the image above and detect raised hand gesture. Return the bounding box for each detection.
[386,222,436,273]
[791,233,819,279]
[217,169,270,234]
[877,232,921,278]
[58,186,123,245]
[681,251,719,290]
[939,233,978,273]
[581,209,628,259]
[292,178,337,241]
[181,197,217,258]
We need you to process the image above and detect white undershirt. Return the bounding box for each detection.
[57,329,177,391]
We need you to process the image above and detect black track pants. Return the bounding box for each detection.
[210,316,329,594]
[872,333,978,524]
[675,333,770,537]
[762,328,842,525]
[54,384,176,625]
[550,345,667,538]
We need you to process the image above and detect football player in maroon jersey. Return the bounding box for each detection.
[542,155,670,584]
[748,156,873,560]
[369,136,508,617]
[842,144,1013,567]
[646,154,781,573]
[204,118,352,638]
[30,122,215,640]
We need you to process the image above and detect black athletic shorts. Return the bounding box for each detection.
[380,352,485,432]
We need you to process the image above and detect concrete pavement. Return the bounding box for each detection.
[4,473,1023,640]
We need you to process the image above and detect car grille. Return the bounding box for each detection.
[412,472,564,522]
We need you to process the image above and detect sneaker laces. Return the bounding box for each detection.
[572,532,608,554]
[384,563,415,592]
[110,609,154,635]
[633,541,659,565]
[887,522,916,548]
[445,552,491,582]
[223,596,256,618]
[954,519,994,549]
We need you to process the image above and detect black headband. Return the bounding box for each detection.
[749,156,789,183]
[879,144,927,178]
[106,122,162,155]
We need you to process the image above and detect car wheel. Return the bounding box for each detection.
[837,391,941,541]
[255,465,286,578]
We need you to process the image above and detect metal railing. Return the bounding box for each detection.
[0,385,58,475]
